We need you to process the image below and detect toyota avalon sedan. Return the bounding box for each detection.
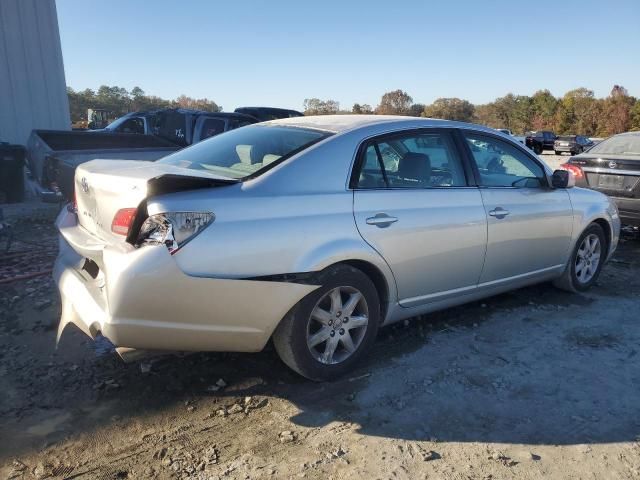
[55,116,620,380]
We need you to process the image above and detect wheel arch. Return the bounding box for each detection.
[591,217,612,253]
[335,259,390,323]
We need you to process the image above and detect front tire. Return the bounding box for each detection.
[533,144,542,155]
[553,223,606,293]
[272,265,380,381]
[555,150,561,155]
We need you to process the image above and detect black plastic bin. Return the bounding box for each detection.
[0,143,26,203]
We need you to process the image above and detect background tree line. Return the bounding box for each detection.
[304,85,640,136]
[67,85,221,124]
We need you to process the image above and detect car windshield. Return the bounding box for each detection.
[588,135,640,156]
[157,125,331,179]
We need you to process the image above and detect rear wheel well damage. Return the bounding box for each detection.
[258,260,390,328]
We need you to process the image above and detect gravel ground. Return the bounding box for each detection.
[0,200,639,480]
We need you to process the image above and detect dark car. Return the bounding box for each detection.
[234,106,303,122]
[554,135,594,155]
[525,130,557,154]
[562,131,640,226]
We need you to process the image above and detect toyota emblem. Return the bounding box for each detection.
[608,161,618,169]
[80,177,89,193]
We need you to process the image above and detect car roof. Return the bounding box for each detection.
[261,114,500,135]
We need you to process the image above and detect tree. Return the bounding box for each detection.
[600,85,634,135]
[408,103,426,117]
[424,98,475,122]
[376,89,413,115]
[630,100,640,131]
[173,95,221,112]
[530,90,558,131]
[352,103,373,114]
[303,98,339,115]
[552,88,601,135]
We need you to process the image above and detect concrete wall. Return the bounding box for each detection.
[0,0,70,146]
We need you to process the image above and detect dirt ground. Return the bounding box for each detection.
[1,179,639,480]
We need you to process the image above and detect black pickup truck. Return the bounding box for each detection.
[97,109,258,146]
[525,130,557,154]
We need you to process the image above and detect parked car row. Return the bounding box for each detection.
[524,130,598,156]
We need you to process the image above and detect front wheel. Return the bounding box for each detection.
[555,150,561,155]
[533,144,542,155]
[553,224,606,293]
[273,265,380,381]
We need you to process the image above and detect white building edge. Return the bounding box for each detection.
[0,0,70,146]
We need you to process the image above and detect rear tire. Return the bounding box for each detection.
[533,144,542,155]
[553,223,606,293]
[273,264,380,381]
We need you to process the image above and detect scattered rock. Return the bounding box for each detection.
[530,452,541,461]
[203,445,218,465]
[279,430,295,443]
[488,452,518,467]
[422,450,441,461]
[140,361,153,374]
[228,404,244,414]
[34,299,52,310]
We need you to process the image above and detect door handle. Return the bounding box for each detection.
[488,207,510,219]
[366,213,398,228]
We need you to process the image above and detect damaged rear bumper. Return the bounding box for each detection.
[54,208,318,352]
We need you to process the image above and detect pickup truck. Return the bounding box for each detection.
[27,130,180,201]
[28,110,259,200]
[525,130,557,154]
[97,109,258,146]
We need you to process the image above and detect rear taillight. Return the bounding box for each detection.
[135,212,214,254]
[111,208,138,236]
[559,162,584,180]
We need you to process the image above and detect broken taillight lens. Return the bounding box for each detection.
[559,162,584,180]
[111,208,138,236]
[135,212,214,254]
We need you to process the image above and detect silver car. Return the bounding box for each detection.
[55,116,620,380]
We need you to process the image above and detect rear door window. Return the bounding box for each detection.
[355,130,467,189]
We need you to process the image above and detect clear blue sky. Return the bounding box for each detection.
[56,0,640,111]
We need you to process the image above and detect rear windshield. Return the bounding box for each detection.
[588,135,640,156]
[157,125,331,179]
[558,136,575,141]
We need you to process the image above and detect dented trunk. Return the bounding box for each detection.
[73,160,237,243]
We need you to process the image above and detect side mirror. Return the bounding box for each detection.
[552,169,575,188]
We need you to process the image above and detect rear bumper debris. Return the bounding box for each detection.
[54,208,318,353]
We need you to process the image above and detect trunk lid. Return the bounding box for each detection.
[74,159,236,242]
[570,154,640,198]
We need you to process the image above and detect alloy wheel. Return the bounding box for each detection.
[306,286,369,365]
[575,233,601,284]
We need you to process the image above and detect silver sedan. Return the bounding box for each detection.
[54,116,621,380]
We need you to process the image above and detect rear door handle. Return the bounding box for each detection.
[488,207,510,219]
[366,213,398,228]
